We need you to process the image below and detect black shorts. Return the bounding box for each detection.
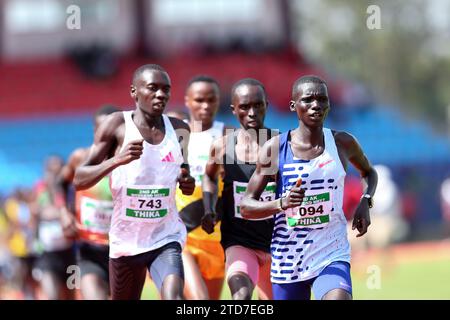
[77,241,109,283]
[19,255,37,271]
[35,247,76,282]
[109,241,183,300]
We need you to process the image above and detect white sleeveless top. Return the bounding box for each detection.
[272,128,350,283]
[109,111,186,258]
[188,121,224,185]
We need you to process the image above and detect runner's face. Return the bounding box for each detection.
[290,82,329,127]
[132,70,171,116]
[231,85,267,130]
[185,82,219,126]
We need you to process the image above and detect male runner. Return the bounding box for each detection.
[202,79,274,300]
[59,105,119,299]
[74,64,195,300]
[241,75,378,300]
[175,76,225,300]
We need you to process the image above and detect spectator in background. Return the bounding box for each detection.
[3,188,39,299]
[33,156,76,300]
[349,165,409,256]
[343,174,364,221]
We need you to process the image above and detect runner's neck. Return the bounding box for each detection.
[293,125,324,147]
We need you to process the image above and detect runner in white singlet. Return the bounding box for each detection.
[59,105,119,300]
[73,64,195,300]
[175,76,226,300]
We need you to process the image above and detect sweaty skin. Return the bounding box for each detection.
[180,78,225,300]
[74,68,195,300]
[202,82,273,300]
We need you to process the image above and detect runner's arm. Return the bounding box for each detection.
[336,131,378,236]
[58,148,84,210]
[58,149,86,238]
[202,136,226,216]
[73,113,140,190]
[169,116,192,173]
[201,137,226,233]
[337,132,378,201]
[170,117,195,195]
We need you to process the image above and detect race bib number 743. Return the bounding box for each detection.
[123,186,170,222]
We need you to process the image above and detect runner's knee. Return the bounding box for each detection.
[321,288,352,300]
[228,273,254,300]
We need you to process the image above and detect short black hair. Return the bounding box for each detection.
[132,64,168,85]
[186,75,220,93]
[231,78,267,96]
[292,75,328,97]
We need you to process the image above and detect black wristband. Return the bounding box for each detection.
[203,191,216,216]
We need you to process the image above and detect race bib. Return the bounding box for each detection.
[123,185,170,223]
[233,181,276,221]
[80,196,113,234]
[286,190,332,229]
[38,220,70,251]
[190,155,209,185]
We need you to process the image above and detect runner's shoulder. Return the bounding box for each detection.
[107,111,125,125]
[97,112,125,140]
[262,133,281,150]
[332,130,357,146]
[332,130,361,154]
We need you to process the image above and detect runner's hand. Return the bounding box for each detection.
[201,213,217,234]
[352,200,371,237]
[115,139,144,166]
[60,207,79,240]
[178,168,195,195]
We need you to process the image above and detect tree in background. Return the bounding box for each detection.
[289,0,450,131]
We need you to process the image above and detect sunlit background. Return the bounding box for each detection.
[0,0,449,299]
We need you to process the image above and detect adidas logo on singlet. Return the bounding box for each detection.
[161,152,175,162]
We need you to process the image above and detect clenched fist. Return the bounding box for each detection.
[178,167,195,195]
[115,139,144,166]
[280,178,305,210]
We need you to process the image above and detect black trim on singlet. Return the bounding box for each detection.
[220,129,275,253]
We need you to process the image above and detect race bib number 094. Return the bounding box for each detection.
[286,191,332,228]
